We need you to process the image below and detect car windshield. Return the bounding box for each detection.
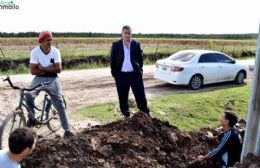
[168,51,196,62]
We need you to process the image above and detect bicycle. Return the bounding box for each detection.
[0,76,66,149]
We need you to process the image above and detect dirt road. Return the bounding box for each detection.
[0,60,254,124]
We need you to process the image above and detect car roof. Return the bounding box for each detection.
[178,49,223,55]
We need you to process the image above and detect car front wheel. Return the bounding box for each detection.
[189,75,203,90]
[235,71,245,84]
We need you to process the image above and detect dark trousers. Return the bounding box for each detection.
[115,72,149,117]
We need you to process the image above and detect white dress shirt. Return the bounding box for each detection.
[121,40,134,72]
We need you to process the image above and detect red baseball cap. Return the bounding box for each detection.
[38,31,52,43]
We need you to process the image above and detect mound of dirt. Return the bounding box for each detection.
[232,153,260,168]
[22,112,220,168]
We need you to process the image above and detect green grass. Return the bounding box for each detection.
[0,37,256,60]
[71,103,121,123]
[71,85,251,131]
[0,64,108,75]
[0,37,256,74]
[0,65,29,75]
[150,85,250,131]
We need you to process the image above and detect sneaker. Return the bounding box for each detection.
[26,118,40,127]
[64,130,74,138]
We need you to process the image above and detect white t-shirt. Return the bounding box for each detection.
[0,150,21,168]
[29,46,62,67]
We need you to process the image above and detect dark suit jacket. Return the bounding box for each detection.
[110,39,143,77]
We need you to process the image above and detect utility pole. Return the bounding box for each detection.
[241,24,260,160]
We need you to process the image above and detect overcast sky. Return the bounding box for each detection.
[0,0,259,34]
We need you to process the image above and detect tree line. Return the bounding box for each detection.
[0,32,257,39]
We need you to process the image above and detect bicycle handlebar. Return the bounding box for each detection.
[2,76,51,91]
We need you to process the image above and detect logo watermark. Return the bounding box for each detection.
[0,1,19,10]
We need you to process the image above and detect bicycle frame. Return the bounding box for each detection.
[0,76,62,149]
[39,93,53,126]
[17,89,53,128]
[2,76,52,128]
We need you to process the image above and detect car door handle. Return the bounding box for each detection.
[218,66,222,68]
[200,66,205,68]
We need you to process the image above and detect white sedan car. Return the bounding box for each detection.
[154,50,249,90]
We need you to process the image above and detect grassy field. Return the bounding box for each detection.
[71,85,251,131]
[0,62,110,76]
[0,37,256,74]
[0,37,256,59]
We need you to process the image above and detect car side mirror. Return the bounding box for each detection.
[227,60,236,64]
[230,60,236,64]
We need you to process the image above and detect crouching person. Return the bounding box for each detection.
[197,112,243,168]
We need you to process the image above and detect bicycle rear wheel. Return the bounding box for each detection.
[47,105,62,132]
[0,111,26,149]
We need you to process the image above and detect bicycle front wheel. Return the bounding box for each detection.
[0,111,26,149]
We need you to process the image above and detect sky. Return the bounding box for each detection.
[0,0,260,34]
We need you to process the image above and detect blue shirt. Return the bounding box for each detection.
[0,150,21,168]
[121,40,134,72]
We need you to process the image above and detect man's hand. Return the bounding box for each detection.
[206,131,214,139]
[197,155,205,162]
[197,153,211,162]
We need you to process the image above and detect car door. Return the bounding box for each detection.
[198,53,219,84]
[214,53,236,82]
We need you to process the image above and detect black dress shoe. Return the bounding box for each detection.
[145,112,151,117]
[123,115,130,120]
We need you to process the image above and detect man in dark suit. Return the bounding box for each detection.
[110,25,150,119]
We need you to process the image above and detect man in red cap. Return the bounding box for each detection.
[25,31,73,138]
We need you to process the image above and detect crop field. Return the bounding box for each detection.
[0,37,256,60]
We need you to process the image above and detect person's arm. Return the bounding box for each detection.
[30,63,61,75]
[136,42,143,73]
[30,64,43,75]
[110,42,117,77]
[29,50,42,75]
[198,131,231,162]
[38,63,62,74]
[30,48,62,75]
